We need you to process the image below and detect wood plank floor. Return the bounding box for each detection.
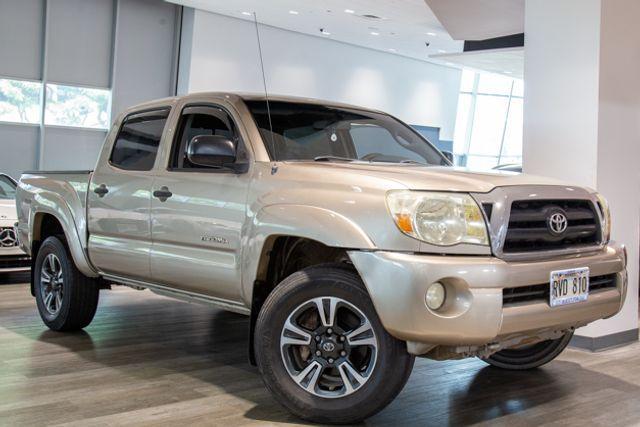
[1,272,640,427]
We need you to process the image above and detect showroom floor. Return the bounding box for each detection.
[1,274,639,427]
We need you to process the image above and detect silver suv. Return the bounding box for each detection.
[15,93,627,424]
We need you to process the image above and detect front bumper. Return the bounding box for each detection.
[0,247,31,273]
[348,243,627,353]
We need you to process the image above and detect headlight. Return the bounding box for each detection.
[386,190,489,246]
[595,193,611,243]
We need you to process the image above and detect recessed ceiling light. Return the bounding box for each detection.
[504,71,513,74]
[445,62,455,66]
[388,48,396,52]
[289,10,299,15]
[370,31,380,36]
[320,29,331,36]
[344,9,355,14]
[438,49,446,53]
[241,11,252,16]
[426,32,437,36]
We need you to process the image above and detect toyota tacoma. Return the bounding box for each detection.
[15,93,627,424]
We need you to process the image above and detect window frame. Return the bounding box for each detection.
[454,70,524,169]
[108,106,171,172]
[167,103,248,173]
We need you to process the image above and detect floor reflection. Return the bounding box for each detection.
[1,285,640,426]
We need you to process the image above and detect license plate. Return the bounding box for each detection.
[550,267,589,307]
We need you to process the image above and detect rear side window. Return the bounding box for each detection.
[110,109,170,171]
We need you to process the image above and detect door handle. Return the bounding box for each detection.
[153,186,173,202]
[94,184,109,197]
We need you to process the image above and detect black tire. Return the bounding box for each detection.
[34,236,99,331]
[255,264,414,424]
[483,331,573,370]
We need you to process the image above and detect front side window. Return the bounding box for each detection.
[170,106,245,169]
[110,109,169,171]
[246,100,448,165]
[0,175,16,200]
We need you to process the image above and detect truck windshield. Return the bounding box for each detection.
[0,175,16,200]
[245,100,449,166]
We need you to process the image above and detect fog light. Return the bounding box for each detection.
[425,282,446,310]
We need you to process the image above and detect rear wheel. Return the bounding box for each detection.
[255,264,414,424]
[483,332,573,370]
[34,236,99,331]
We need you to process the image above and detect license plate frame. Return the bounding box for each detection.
[549,267,590,307]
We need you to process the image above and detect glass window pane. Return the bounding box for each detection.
[453,93,472,154]
[477,72,513,95]
[0,174,17,200]
[460,69,475,92]
[466,155,499,171]
[501,98,523,157]
[110,110,169,171]
[499,156,522,165]
[0,78,42,124]
[467,95,509,156]
[45,84,110,129]
[512,79,524,97]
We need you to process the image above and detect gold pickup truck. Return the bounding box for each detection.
[15,93,627,424]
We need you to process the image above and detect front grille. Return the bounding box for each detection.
[503,200,601,253]
[0,227,19,248]
[503,274,617,306]
[0,255,31,269]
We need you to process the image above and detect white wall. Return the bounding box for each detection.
[524,0,640,341]
[0,0,179,178]
[179,10,462,140]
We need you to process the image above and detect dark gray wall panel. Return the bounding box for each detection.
[41,127,106,170]
[0,124,39,179]
[111,0,178,118]
[0,0,44,80]
[47,0,114,87]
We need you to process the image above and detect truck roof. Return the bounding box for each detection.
[120,92,386,118]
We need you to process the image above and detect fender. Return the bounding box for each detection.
[240,204,375,305]
[29,192,98,278]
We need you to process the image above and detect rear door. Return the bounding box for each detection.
[87,108,170,280]
[149,102,251,302]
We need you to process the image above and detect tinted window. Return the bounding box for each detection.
[246,100,448,165]
[0,175,16,200]
[110,109,169,171]
[170,106,244,169]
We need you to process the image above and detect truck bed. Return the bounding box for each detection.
[16,170,94,260]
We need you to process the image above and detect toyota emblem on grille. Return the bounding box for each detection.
[0,228,17,247]
[547,212,568,235]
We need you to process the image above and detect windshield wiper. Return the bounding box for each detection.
[399,159,425,165]
[313,156,356,162]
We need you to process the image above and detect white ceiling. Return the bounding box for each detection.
[168,0,464,66]
[424,0,525,40]
[433,47,524,79]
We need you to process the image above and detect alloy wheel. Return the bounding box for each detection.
[40,253,64,316]
[280,296,378,398]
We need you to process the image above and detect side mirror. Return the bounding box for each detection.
[187,135,237,169]
[442,151,454,163]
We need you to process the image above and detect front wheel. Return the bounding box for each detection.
[483,332,573,370]
[34,236,100,331]
[255,264,414,424]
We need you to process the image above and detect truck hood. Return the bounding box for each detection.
[0,199,17,222]
[281,162,569,193]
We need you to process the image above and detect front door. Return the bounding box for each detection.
[87,108,171,280]
[150,104,251,303]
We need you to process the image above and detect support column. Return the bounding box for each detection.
[523,0,640,350]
